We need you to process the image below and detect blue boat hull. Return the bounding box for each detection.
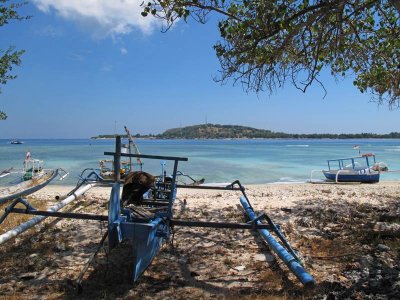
[119,218,168,281]
[108,183,170,282]
[323,171,380,183]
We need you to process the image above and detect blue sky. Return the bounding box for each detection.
[0,0,398,138]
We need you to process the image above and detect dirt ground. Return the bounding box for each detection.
[0,183,399,299]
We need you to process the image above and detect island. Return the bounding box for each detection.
[91,124,400,139]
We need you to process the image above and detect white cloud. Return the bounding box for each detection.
[32,0,160,38]
[120,47,128,55]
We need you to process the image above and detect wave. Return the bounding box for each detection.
[384,148,400,152]
[286,145,309,147]
[268,177,307,184]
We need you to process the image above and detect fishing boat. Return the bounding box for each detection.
[0,169,58,204]
[0,168,13,178]
[10,139,24,144]
[99,159,133,179]
[0,153,68,204]
[322,153,387,183]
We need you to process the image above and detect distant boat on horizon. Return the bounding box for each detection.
[10,139,24,144]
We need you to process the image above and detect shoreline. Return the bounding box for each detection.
[2,179,399,190]
[90,137,400,140]
[3,137,400,140]
[28,180,400,204]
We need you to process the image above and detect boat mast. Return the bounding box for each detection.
[124,126,132,171]
[124,126,142,171]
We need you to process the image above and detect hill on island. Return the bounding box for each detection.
[159,124,400,139]
[91,124,400,139]
[160,124,288,139]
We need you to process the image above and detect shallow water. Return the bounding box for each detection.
[0,138,399,186]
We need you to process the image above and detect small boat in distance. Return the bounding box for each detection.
[10,139,24,144]
[99,159,134,180]
[322,153,388,183]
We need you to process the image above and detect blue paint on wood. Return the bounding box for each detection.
[240,196,316,288]
[108,182,170,282]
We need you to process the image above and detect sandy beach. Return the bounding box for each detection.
[0,181,399,299]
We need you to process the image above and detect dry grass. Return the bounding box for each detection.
[0,184,399,299]
[0,197,54,234]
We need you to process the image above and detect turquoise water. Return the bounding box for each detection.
[0,139,399,186]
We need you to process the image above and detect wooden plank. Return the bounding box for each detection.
[125,206,155,220]
[141,200,169,206]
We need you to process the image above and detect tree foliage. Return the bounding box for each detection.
[0,0,27,120]
[143,0,400,107]
[159,123,400,138]
[92,123,400,139]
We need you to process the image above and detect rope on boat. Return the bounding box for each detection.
[124,126,142,167]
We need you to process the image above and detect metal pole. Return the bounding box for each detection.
[75,230,109,293]
[104,152,188,161]
[176,185,242,191]
[0,183,98,245]
[170,219,273,229]
[114,136,121,182]
[9,208,108,221]
[124,126,133,171]
[167,160,179,217]
[240,196,316,288]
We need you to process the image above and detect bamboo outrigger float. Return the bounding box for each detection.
[0,136,315,288]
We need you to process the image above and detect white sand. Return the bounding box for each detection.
[31,181,400,209]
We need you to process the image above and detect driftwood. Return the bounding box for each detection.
[373,222,400,237]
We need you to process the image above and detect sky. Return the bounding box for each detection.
[0,0,399,138]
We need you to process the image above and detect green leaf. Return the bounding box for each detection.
[0,111,7,120]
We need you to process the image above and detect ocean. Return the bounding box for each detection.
[0,138,399,186]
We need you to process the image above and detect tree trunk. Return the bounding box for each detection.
[389,0,400,15]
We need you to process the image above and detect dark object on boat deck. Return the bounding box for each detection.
[371,162,388,172]
[121,171,155,205]
[194,178,205,185]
